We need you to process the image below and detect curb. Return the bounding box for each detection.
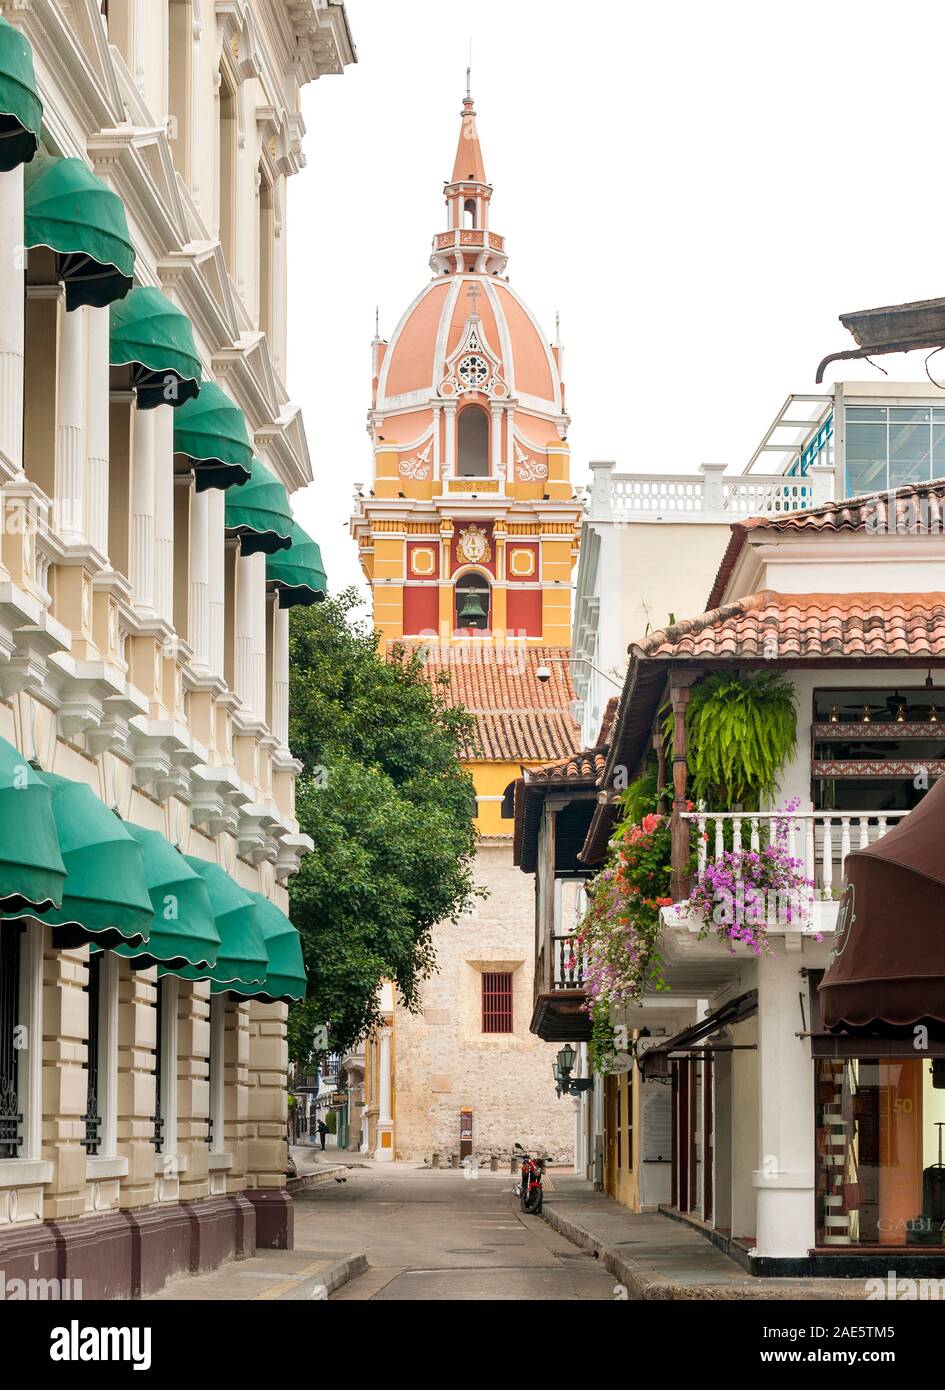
[287,1165,348,1194]
[539,1201,864,1302]
[259,1252,369,1301]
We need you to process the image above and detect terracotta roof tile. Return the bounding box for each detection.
[636,590,945,663]
[707,479,945,610]
[387,641,582,762]
[524,747,608,785]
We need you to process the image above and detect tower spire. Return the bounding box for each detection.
[432,80,507,276]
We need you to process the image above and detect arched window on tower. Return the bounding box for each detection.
[455,572,491,633]
[457,405,489,477]
[463,198,477,228]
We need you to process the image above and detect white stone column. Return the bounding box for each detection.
[490,402,502,480]
[130,406,156,613]
[0,166,24,473]
[374,1024,394,1162]
[235,551,255,712]
[753,951,816,1258]
[432,404,441,481]
[85,306,110,558]
[271,601,289,746]
[153,406,174,625]
[57,304,87,541]
[443,402,456,478]
[250,550,267,721]
[207,488,225,679]
[189,485,210,668]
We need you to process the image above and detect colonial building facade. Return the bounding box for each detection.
[349,87,580,1164]
[0,0,354,1297]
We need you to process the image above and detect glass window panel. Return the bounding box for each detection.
[846,456,887,497]
[932,423,945,478]
[815,1057,945,1248]
[845,420,886,496]
[889,408,930,424]
[889,414,931,487]
[846,408,886,422]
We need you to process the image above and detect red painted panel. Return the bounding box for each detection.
[506,543,539,582]
[506,586,542,638]
[402,585,439,636]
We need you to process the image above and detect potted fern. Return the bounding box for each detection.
[664,671,797,811]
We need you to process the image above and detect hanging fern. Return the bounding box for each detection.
[662,671,797,810]
[613,764,662,828]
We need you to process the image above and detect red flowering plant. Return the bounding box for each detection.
[577,790,677,1071]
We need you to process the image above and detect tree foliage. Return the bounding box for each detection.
[285,590,479,1060]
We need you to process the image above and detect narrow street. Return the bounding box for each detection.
[294,1163,618,1301]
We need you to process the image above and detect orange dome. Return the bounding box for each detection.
[378,274,562,414]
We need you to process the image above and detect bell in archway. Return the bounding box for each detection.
[457,590,488,629]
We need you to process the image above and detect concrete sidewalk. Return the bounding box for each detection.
[540,1176,867,1300]
[146,1248,367,1301]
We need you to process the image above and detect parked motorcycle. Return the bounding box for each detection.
[512,1142,545,1214]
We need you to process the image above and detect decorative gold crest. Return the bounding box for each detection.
[456,523,492,566]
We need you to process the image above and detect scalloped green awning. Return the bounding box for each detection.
[266,520,327,608]
[173,379,253,491]
[0,16,41,171]
[24,151,135,310]
[0,737,65,915]
[224,457,293,556]
[215,892,306,1003]
[22,773,152,950]
[162,858,267,990]
[110,286,202,410]
[104,824,220,972]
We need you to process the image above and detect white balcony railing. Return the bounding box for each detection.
[683,809,910,898]
[587,461,835,523]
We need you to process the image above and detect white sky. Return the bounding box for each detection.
[286,0,945,596]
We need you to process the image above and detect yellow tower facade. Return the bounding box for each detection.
[350,87,582,833]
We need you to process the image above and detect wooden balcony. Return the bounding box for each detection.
[530,933,591,1042]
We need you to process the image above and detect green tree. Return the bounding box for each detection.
[286,590,479,1060]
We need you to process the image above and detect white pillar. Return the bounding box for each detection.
[85,306,110,558]
[272,601,289,746]
[57,304,87,541]
[153,406,174,624]
[374,1024,394,1161]
[0,166,24,473]
[207,488,225,679]
[250,550,267,720]
[443,402,456,478]
[490,402,502,478]
[753,952,816,1258]
[189,486,210,669]
[130,406,156,613]
[235,552,255,711]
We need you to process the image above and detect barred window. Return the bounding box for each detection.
[482,972,513,1034]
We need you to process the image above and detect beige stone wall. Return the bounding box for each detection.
[393,840,573,1163]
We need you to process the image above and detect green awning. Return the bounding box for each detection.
[173,380,253,491]
[105,824,220,971]
[0,16,41,171]
[266,520,328,608]
[0,738,65,914]
[162,858,266,989]
[24,151,135,310]
[217,892,306,1003]
[110,286,202,409]
[21,773,152,950]
[224,457,293,556]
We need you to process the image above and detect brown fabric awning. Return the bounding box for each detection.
[820,776,945,1033]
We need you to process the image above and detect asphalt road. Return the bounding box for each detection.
[294,1163,619,1301]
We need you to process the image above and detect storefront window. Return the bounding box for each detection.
[816,1057,945,1247]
